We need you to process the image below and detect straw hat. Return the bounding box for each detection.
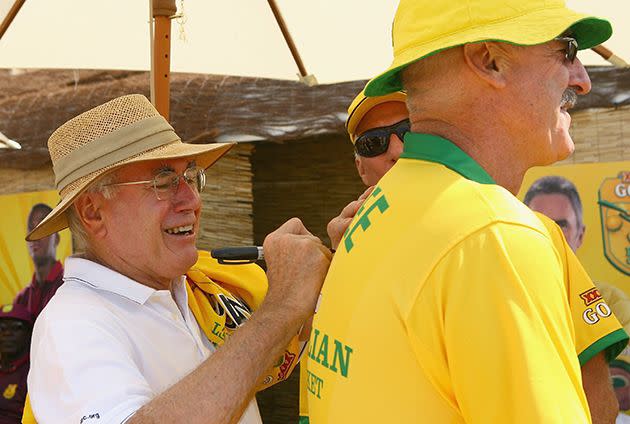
[346,89,407,143]
[26,94,234,241]
[365,0,612,96]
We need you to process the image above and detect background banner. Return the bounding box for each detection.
[519,161,630,291]
[0,190,72,305]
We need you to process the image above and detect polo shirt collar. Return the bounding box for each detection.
[400,132,496,184]
[63,257,183,305]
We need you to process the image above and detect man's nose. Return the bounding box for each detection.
[569,58,591,95]
[172,178,201,210]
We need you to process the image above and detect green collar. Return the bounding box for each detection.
[400,132,496,184]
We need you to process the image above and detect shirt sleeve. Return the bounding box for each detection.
[539,216,628,364]
[29,311,153,424]
[408,222,591,423]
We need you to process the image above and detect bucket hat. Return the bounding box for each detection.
[26,94,233,241]
[365,0,612,96]
[346,89,407,143]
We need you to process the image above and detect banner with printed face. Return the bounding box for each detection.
[519,161,630,291]
[0,190,72,305]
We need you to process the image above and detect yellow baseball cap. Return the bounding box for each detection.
[365,0,612,97]
[346,89,407,143]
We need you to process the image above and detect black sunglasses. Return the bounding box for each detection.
[354,119,410,158]
[554,37,578,63]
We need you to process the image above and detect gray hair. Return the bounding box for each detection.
[66,172,118,252]
[524,175,584,228]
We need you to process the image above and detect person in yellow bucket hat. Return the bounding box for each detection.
[23,94,332,423]
[302,89,626,423]
[307,0,627,422]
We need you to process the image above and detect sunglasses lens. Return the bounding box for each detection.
[355,119,410,158]
[356,135,389,157]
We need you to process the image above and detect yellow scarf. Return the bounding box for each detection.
[22,251,302,423]
[186,250,303,390]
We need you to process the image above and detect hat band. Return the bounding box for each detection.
[53,116,180,191]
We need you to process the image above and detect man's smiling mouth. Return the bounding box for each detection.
[164,224,194,235]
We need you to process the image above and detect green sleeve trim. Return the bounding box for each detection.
[299,416,310,424]
[578,328,629,366]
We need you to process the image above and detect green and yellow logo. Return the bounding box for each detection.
[598,171,630,276]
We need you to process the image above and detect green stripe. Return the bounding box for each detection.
[578,328,629,366]
[299,416,310,424]
[400,133,496,185]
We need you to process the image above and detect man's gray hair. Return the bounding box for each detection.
[524,175,584,227]
[66,172,118,252]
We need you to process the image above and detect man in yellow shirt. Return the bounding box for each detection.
[307,0,627,422]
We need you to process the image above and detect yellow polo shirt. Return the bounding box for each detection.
[306,133,627,423]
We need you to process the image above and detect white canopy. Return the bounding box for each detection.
[0,0,627,85]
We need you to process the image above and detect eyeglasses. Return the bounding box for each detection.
[106,166,207,201]
[354,119,410,158]
[554,37,578,63]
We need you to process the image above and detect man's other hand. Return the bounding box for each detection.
[327,186,375,250]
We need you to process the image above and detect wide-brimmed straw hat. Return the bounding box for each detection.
[346,89,407,143]
[365,0,612,97]
[26,94,234,241]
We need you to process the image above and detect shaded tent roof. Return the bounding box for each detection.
[1,67,629,169]
[0,69,363,169]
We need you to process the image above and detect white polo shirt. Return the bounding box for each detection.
[28,257,262,424]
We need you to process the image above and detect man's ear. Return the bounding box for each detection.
[73,193,107,239]
[575,224,585,250]
[462,42,509,89]
[355,156,370,186]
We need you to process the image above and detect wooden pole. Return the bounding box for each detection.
[266,0,317,85]
[152,0,177,119]
[592,45,630,68]
[0,0,27,41]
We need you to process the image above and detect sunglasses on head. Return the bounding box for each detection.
[354,119,410,158]
[554,36,578,63]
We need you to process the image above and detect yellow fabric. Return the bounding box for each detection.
[298,210,627,423]
[299,358,309,421]
[535,214,627,365]
[308,159,602,423]
[365,0,611,96]
[21,394,35,424]
[0,190,72,305]
[186,250,302,390]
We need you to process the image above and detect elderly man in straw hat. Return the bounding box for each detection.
[25,94,331,423]
[307,0,628,422]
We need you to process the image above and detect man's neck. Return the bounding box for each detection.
[409,119,528,195]
[82,250,173,291]
[33,259,56,286]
